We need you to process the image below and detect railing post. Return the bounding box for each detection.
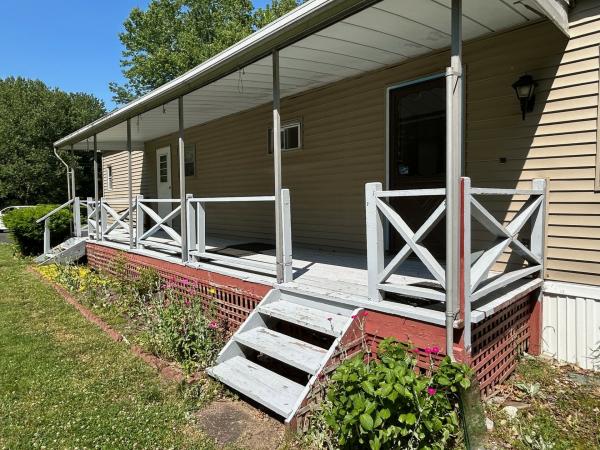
[73,197,81,238]
[460,177,472,355]
[43,218,51,255]
[366,182,384,301]
[136,195,144,249]
[86,197,93,238]
[186,194,195,261]
[531,178,547,272]
[100,197,107,241]
[196,201,206,254]
[281,189,293,283]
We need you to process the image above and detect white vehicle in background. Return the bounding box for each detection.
[0,206,34,232]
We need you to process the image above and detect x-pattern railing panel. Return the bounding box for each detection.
[468,183,545,297]
[102,202,134,236]
[377,199,446,286]
[138,202,182,244]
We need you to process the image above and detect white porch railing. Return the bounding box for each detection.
[36,197,82,255]
[135,196,182,249]
[99,197,137,242]
[186,190,292,282]
[366,177,546,312]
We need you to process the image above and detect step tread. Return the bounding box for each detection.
[208,356,303,418]
[236,327,327,375]
[259,300,349,336]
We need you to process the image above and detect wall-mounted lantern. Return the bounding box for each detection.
[512,75,537,120]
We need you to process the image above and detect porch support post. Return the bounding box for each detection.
[127,118,134,249]
[178,96,188,263]
[70,144,76,200]
[445,0,463,360]
[272,49,284,283]
[93,134,100,241]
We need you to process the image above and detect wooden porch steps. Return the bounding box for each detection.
[207,288,361,423]
[34,237,87,266]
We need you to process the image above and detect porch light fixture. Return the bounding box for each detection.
[512,75,537,120]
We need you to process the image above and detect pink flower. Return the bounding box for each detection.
[351,314,357,319]
[424,347,432,354]
[208,320,218,330]
[431,346,440,354]
[181,278,190,286]
[184,299,191,307]
[427,387,437,396]
[362,311,369,317]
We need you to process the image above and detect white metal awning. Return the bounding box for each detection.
[57,0,569,151]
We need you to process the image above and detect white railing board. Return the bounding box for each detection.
[470,197,511,238]
[103,203,134,235]
[509,238,542,265]
[505,195,543,236]
[36,199,74,223]
[378,200,446,284]
[376,188,446,198]
[470,237,512,292]
[376,198,446,286]
[189,196,276,203]
[138,203,182,244]
[378,283,446,303]
[470,265,542,302]
[469,188,544,196]
[136,198,182,203]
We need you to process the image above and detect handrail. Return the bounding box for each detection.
[188,195,275,203]
[36,199,74,223]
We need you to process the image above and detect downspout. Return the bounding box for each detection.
[53,147,72,200]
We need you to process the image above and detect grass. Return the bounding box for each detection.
[0,245,219,449]
[485,356,600,449]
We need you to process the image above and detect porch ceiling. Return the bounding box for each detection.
[61,0,567,151]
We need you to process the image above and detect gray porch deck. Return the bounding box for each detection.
[93,229,542,326]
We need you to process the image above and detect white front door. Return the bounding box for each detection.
[156,146,172,218]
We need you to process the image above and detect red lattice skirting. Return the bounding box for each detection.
[86,242,540,397]
[86,243,271,330]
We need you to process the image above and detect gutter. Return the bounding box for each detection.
[53,0,380,149]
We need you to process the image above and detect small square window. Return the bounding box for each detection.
[268,121,302,153]
[184,144,196,177]
[106,166,113,191]
[159,155,168,182]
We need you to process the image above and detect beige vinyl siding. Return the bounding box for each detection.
[136,2,600,286]
[101,150,153,211]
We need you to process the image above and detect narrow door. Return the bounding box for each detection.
[156,146,172,219]
[388,76,446,257]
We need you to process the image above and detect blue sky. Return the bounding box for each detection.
[0,1,272,111]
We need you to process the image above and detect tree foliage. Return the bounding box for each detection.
[110,0,304,104]
[0,77,105,208]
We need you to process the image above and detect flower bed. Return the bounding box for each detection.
[37,262,229,375]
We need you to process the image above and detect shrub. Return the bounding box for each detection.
[323,338,472,450]
[3,205,71,255]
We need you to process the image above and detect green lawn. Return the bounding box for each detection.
[0,245,216,449]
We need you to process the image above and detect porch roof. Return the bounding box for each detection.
[55,0,569,152]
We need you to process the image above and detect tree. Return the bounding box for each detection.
[0,77,105,208]
[110,0,304,105]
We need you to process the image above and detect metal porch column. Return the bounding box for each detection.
[127,118,134,249]
[178,96,188,262]
[445,0,463,359]
[93,134,100,241]
[272,49,284,283]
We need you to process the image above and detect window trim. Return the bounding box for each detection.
[268,120,302,153]
[596,45,600,192]
[106,165,113,191]
[184,143,196,177]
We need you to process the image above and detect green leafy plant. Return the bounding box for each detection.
[141,282,227,374]
[3,205,71,255]
[323,338,472,450]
